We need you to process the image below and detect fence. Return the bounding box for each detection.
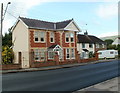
[1,51,99,69]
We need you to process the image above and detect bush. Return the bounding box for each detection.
[2,46,14,64]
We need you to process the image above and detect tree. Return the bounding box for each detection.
[104,39,114,46]
[2,30,12,47]
[107,44,117,50]
[2,46,14,64]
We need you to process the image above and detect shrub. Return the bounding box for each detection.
[2,46,14,64]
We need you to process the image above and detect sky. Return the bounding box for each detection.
[0,0,119,37]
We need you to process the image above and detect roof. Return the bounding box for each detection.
[19,17,73,30]
[48,44,58,49]
[77,34,105,44]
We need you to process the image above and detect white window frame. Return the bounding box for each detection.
[65,33,70,43]
[48,51,54,59]
[71,49,75,59]
[96,43,99,48]
[40,31,46,43]
[34,31,40,43]
[82,43,85,48]
[39,49,45,61]
[34,49,46,61]
[66,48,70,59]
[70,33,74,43]
[50,32,55,43]
[34,49,40,61]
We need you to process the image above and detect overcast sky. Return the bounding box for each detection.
[0,0,119,37]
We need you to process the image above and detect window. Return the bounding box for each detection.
[65,33,69,42]
[39,49,45,61]
[34,31,46,43]
[71,49,75,59]
[99,44,102,48]
[34,49,40,61]
[102,44,104,48]
[99,52,102,55]
[34,31,39,42]
[66,49,70,59]
[82,43,85,48]
[34,49,45,61]
[50,32,54,43]
[40,32,45,42]
[66,48,75,59]
[89,44,93,48]
[48,51,54,59]
[70,33,74,42]
[96,43,99,48]
[110,51,114,54]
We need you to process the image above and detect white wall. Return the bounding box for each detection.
[64,22,79,31]
[12,20,30,68]
[77,43,95,59]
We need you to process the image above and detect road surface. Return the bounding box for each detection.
[2,60,119,92]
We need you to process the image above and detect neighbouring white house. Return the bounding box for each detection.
[77,33,106,59]
[112,37,120,45]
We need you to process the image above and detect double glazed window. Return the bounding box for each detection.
[82,43,85,48]
[48,51,55,59]
[34,49,45,61]
[65,33,69,42]
[89,44,93,48]
[66,48,75,59]
[34,31,39,42]
[65,32,74,43]
[34,31,46,43]
[50,32,55,43]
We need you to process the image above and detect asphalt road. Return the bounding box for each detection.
[2,60,119,92]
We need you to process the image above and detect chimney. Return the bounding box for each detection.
[54,23,56,29]
[84,30,88,35]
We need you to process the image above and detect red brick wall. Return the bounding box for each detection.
[29,30,78,61]
[30,30,47,47]
[1,64,21,70]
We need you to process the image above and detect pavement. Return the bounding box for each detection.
[1,59,119,74]
[74,77,119,93]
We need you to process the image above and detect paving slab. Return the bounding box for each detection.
[75,77,119,92]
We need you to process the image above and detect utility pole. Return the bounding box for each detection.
[0,2,11,64]
[0,3,3,64]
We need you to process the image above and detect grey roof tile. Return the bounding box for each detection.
[77,34,105,44]
[20,17,72,30]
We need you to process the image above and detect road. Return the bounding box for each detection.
[2,60,119,92]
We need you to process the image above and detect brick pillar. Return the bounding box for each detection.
[54,52,59,65]
[95,53,99,60]
[77,53,80,63]
[29,51,34,68]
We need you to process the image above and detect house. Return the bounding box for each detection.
[11,17,81,68]
[112,37,120,45]
[77,32,106,59]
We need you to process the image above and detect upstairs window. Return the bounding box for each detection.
[89,44,93,48]
[82,43,85,48]
[34,31,39,42]
[40,31,46,42]
[65,33,69,43]
[50,32,54,43]
[70,33,74,42]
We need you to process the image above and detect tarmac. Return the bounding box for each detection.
[1,59,119,92]
[1,59,118,74]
